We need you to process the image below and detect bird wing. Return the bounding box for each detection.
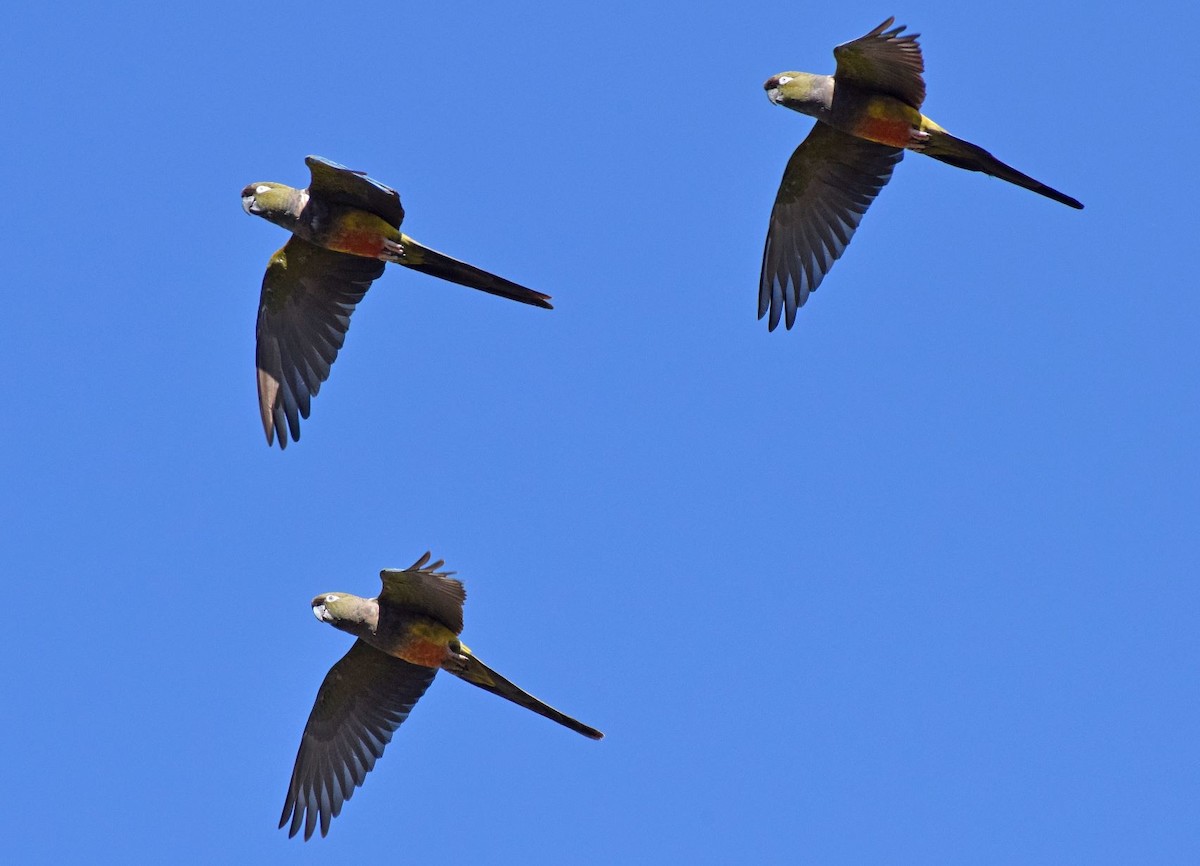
[451,650,604,740]
[759,122,902,330]
[280,639,436,841]
[833,18,925,110]
[305,155,406,228]
[379,552,467,634]
[255,236,384,448]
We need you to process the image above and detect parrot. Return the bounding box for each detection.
[242,156,552,447]
[760,18,1083,331]
[279,552,603,840]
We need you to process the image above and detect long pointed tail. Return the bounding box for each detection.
[398,235,553,308]
[919,126,1083,209]
[452,652,603,739]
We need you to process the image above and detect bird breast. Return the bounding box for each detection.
[841,96,922,149]
[319,209,399,260]
[377,618,459,669]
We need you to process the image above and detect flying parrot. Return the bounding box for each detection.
[241,156,552,447]
[760,18,1083,331]
[279,552,603,840]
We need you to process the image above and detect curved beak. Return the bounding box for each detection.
[764,76,782,105]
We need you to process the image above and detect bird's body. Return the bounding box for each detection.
[843,107,907,147]
[312,206,399,260]
[242,156,552,448]
[373,609,460,668]
[281,553,602,841]
[837,92,924,149]
[760,19,1082,330]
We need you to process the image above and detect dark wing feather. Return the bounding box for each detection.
[379,552,466,634]
[833,18,925,110]
[280,640,436,840]
[305,155,406,228]
[759,123,902,330]
[255,237,384,448]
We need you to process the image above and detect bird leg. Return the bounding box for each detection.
[380,238,407,264]
[442,640,470,674]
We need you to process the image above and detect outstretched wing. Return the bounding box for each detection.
[305,155,406,228]
[379,552,467,634]
[833,18,925,110]
[280,640,437,841]
[255,237,384,448]
[759,123,902,330]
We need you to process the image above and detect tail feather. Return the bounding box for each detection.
[399,235,554,308]
[921,128,1083,209]
[452,652,604,740]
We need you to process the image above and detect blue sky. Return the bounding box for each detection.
[2,1,1196,862]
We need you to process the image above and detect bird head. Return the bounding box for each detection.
[764,72,830,117]
[311,593,373,635]
[241,182,305,229]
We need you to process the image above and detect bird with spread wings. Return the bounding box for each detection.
[760,18,1082,331]
[279,552,603,841]
[242,156,552,447]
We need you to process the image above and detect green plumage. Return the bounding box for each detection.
[241,156,552,448]
[760,18,1082,331]
[280,553,602,841]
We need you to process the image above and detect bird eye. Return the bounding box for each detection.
[255,185,272,195]
[777,75,793,85]
[325,594,340,603]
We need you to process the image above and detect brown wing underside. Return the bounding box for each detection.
[280,640,437,841]
[255,237,384,448]
[759,123,902,330]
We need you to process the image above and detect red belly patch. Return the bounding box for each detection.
[854,115,914,149]
[327,226,386,258]
[398,637,449,669]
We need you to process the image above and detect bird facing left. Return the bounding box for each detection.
[242,156,553,448]
[279,552,603,841]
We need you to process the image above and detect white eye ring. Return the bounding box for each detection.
[777,75,793,85]
[325,594,340,603]
[255,185,272,195]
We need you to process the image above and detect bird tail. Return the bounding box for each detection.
[451,651,604,739]
[918,120,1083,209]
[397,234,554,308]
